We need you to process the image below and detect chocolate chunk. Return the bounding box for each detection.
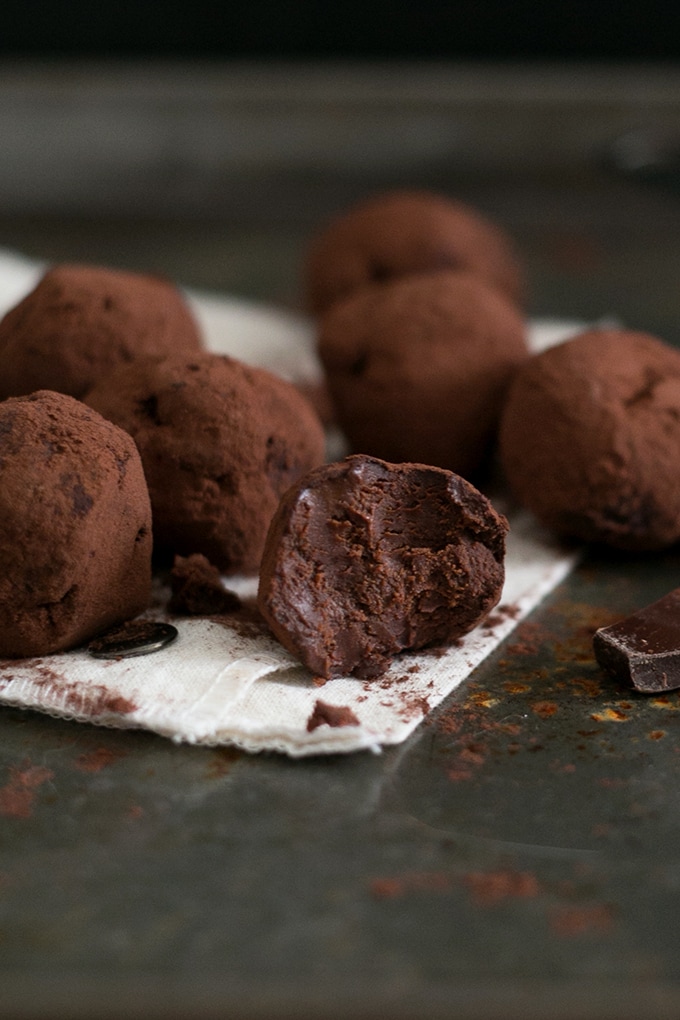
[168,554,241,615]
[306,700,360,731]
[257,454,507,680]
[593,588,680,692]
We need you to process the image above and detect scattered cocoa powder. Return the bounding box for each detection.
[463,869,540,906]
[74,746,127,773]
[0,762,53,818]
[548,902,616,937]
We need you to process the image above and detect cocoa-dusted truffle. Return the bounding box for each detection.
[0,390,152,658]
[85,352,326,574]
[499,329,680,550]
[305,189,525,315]
[258,455,508,679]
[0,263,202,400]
[317,270,528,479]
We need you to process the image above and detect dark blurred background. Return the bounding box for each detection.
[2,1,680,60]
[1,1,680,338]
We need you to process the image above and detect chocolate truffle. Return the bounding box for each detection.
[0,390,152,658]
[499,328,680,550]
[85,352,326,574]
[258,454,508,679]
[317,270,528,478]
[305,189,525,315]
[0,263,202,400]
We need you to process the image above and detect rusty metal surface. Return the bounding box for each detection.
[3,549,680,1019]
[2,67,680,1019]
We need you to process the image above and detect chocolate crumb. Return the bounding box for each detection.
[482,612,506,629]
[168,553,241,616]
[306,699,360,731]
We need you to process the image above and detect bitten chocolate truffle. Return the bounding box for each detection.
[0,390,152,658]
[258,455,508,679]
[305,189,525,314]
[317,270,528,478]
[499,329,680,550]
[85,352,326,574]
[0,263,202,400]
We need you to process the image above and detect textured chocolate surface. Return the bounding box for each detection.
[305,189,525,314]
[499,328,680,550]
[258,455,507,679]
[0,263,202,400]
[0,390,152,658]
[593,588,680,692]
[85,351,326,574]
[317,270,528,478]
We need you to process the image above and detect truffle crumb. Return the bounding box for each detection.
[306,700,360,731]
[168,554,241,615]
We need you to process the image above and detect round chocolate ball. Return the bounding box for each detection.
[0,263,203,400]
[305,189,525,315]
[258,454,508,679]
[317,270,528,479]
[0,390,152,658]
[85,352,326,573]
[499,329,680,550]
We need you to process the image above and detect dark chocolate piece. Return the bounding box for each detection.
[593,588,680,692]
[88,620,178,659]
[257,454,507,680]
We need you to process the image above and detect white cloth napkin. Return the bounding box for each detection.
[0,251,584,755]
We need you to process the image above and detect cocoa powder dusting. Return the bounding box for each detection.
[0,763,53,818]
[75,746,127,772]
[369,871,452,899]
[463,869,540,906]
[29,664,136,717]
[368,868,538,905]
[505,620,546,656]
[548,902,616,937]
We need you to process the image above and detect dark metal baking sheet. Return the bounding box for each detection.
[2,61,680,1020]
